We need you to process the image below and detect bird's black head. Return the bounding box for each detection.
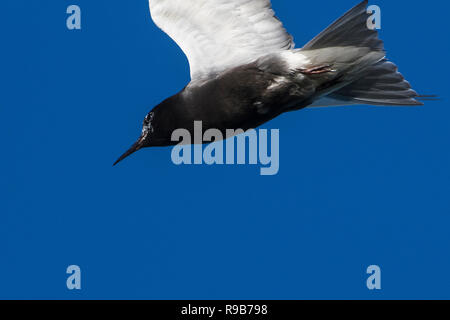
[113,95,183,166]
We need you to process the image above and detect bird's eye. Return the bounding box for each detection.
[142,112,155,134]
[145,112,154,123]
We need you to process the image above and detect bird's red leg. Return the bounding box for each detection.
[299,65,334,75]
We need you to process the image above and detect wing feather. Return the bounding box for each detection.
[149,0,294,80]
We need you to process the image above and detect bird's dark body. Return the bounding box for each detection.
[150,62,315,147]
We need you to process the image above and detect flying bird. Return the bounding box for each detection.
[114,0,423,165]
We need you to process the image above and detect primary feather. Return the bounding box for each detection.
[149,0,294,81]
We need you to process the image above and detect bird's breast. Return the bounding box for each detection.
[180,65,315,132]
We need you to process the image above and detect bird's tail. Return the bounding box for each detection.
[301,0,423,107]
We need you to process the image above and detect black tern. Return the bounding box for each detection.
[114,0,423,166]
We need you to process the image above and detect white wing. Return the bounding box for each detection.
[149,0,294,81]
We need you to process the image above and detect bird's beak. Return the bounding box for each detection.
[113,135,146,166]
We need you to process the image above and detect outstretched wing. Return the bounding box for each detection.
[149,0,294,81]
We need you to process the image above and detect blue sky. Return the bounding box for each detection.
[1,0,449,299]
